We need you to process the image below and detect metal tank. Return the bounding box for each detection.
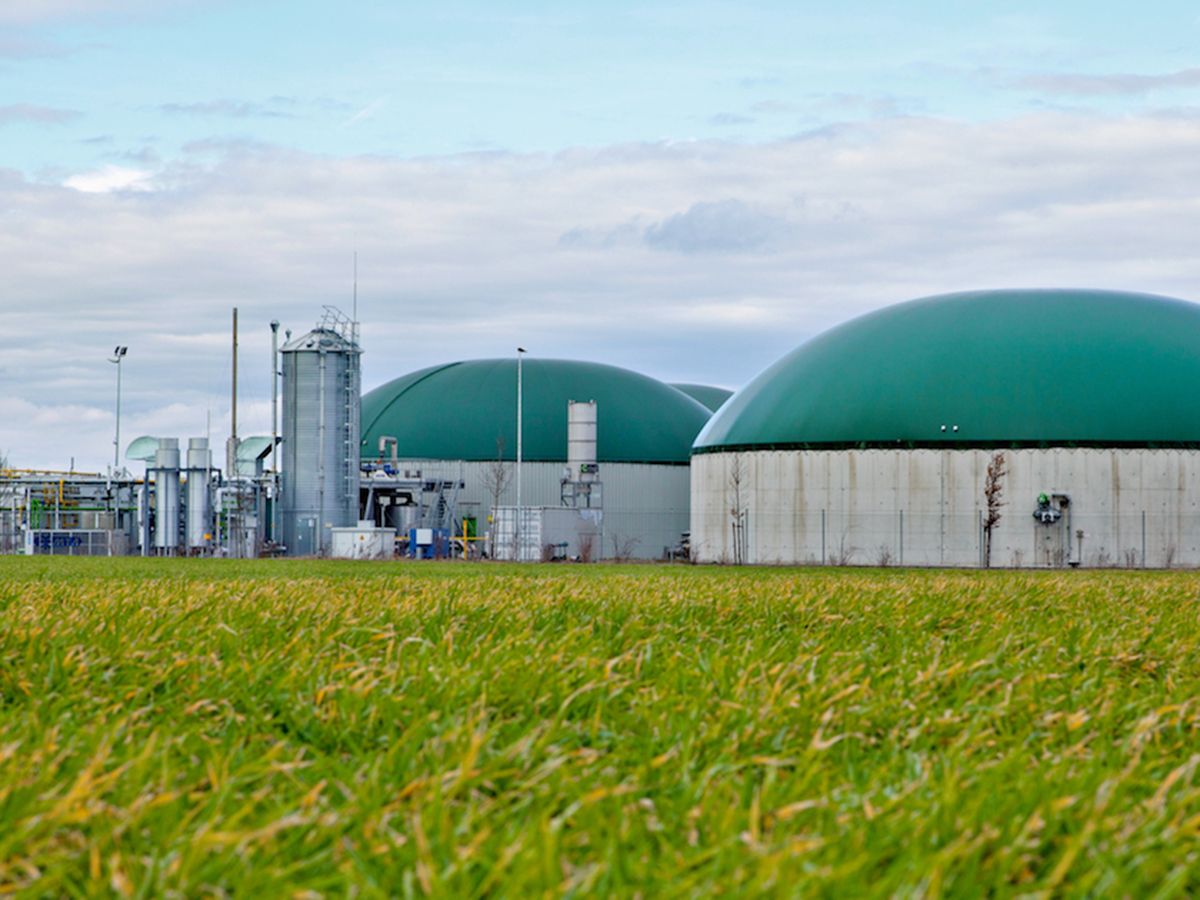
[153,438,181,554]
[567,400,597,479]
[279,313,362,556]
[184,437,212,552]
[562,400,602,509]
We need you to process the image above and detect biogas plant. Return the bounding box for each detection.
[6,287,1200,568]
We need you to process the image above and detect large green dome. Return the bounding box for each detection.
[363,359,711,464]
[695,289,1200,452]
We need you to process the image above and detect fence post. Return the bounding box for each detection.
[1142,510,1146,568]
[821,508,826,565]
[899,509,904,566]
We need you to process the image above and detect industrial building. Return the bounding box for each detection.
[691,289,1200,568]
[0,303,718,560]
[360,358,713,559]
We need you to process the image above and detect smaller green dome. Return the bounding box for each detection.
[363,359,711,464]
[670,383,733,412]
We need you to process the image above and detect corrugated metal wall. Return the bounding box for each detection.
[392,459,690,560]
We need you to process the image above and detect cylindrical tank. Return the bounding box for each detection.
[568,400,598,482]
[280,326,362,556]
[185,437,212,551]
[153,438,181,553]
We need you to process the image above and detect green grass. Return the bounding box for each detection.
[1,558,1198,896]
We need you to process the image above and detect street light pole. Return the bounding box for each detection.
[270,320,280,546]
[515,347,526,560]
[109,346,128,474]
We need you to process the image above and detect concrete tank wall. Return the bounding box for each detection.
[691,448,1200,567]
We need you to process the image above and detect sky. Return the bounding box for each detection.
[3,0,1200,470]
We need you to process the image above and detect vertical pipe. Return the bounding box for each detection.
[939,453,946,566]
[230,307,239,558]
[515,348,524,561]
[1066,504,1072,566]
[317,351,326,556]
[270,321,280,544]
[230,307,238,472]
[899,509,904,567]
[113,357,122,473]
[1142,510,1146,568]
[821,508,826,565]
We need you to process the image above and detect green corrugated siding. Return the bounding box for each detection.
[362,359,712,463]
[695,289,1200,451]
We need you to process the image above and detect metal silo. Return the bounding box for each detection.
[280,310,362,556]
[184,437,212,552]
[153,438,181,554]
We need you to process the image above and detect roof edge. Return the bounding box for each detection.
[693,439,1200,454]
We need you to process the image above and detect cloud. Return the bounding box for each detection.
[343,97,387,127]
[709,112,755,126]
[750,100,795,115]
[558,219,643,250]
[158,99,296,119]
[0,35,69,59]
[0,1,196,24]
[63,165,153,192]
[6,111,1200,469]
[1014,67,1200,96]
[738,76,782,89]
[0,103,81,125]
[814,92,913,117]
[644,200,792,254]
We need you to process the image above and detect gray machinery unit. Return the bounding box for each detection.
[152,438,181,554]
[280,308,362,556]
[185,437,213,551]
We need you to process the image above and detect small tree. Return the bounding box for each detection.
[728,453,748,564]
[982,451,1006,568]
[479,436,512,558]
[577,531,595,563]
[610,533,640,562]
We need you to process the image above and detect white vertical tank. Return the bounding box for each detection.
[185,437,211,551]
[280,320,362,556]
[563,400,602,509]
[153,438,181,553]
[568,400,598,481]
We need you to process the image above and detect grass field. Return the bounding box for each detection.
[1,558,1198,896]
